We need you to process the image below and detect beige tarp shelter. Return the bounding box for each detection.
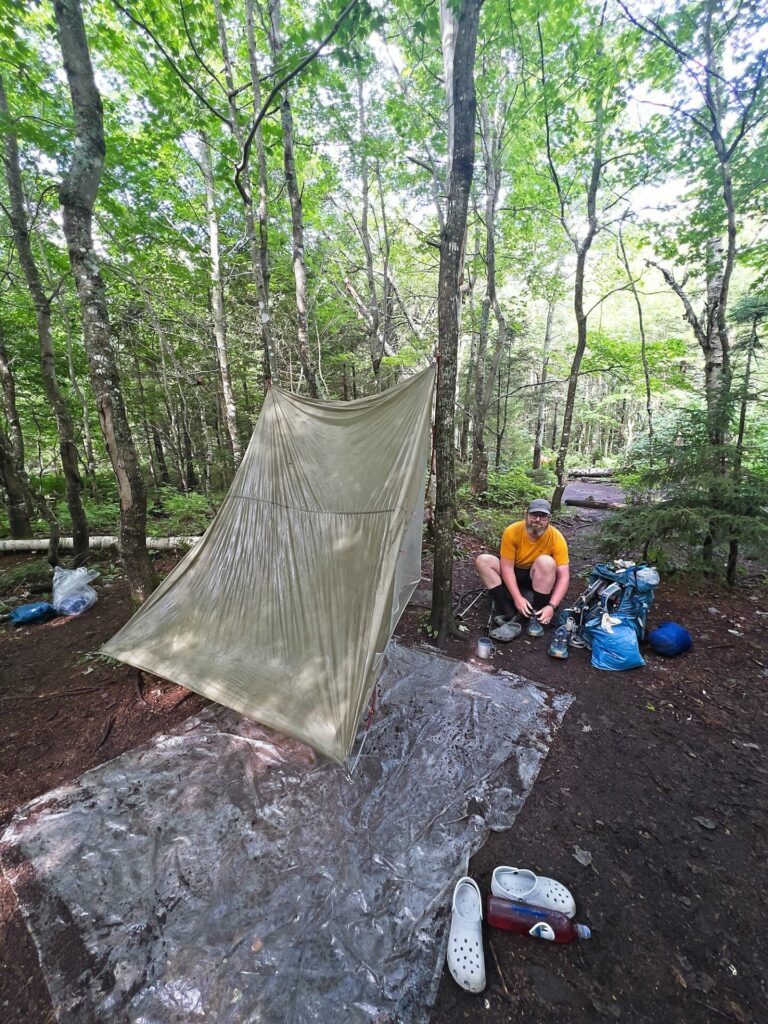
[103,366,436,764]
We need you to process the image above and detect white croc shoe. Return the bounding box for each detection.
[446,877,486,993]
[490,866,576,918]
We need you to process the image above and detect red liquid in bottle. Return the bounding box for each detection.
[487,895,591,943]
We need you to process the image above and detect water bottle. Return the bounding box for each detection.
[487,896,591,943]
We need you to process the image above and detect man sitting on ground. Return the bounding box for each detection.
[475,498,570,642]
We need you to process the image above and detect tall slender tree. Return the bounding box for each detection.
[431,0,484,641]
[267,0,319,398]
[53,0,155,601]
[199,132,242,468]
[0,75,89,564]
[623,0,768,447]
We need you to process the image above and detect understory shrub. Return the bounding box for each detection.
[601,410,768,579]
[457,463,553,548]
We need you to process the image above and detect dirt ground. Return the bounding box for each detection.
[1,507,767,1024]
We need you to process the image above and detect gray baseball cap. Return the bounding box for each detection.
[528,498,552,516]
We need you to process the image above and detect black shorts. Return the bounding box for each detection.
[514,567,534,594]
[508,566,549,600]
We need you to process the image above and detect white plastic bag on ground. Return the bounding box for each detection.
[52,566,99,616]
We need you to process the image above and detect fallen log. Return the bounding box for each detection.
[567,468,616,479]
[564,497,625,511]
[0,536,201,553]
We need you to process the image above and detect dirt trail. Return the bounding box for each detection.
[563,477,625,509]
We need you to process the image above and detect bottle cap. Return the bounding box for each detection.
[575,923,592,939]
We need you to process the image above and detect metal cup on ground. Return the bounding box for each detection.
[477,637,496,659]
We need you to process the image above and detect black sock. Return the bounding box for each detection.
[489,584,515,618]
[532,590,551,612]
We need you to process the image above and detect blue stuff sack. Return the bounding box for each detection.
[9,601,56,626]
[589,617,645,671]
[56,591,97,616]
[647,621,693,656]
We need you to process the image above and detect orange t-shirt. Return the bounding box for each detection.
[500,521,569,569]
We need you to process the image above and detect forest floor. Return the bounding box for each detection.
[1,498,767,1024]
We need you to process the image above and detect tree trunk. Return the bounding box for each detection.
[199,132,242,467]
[553,250,588,509]
[0,74,89,564]
[137,283,185,486]
[0,419,33,538]
[551,87,604,510]
[618,228,653,461]
[495,356,511,470]
[0,414,60,559]
[470,94,510,494]
[355,72,387,384]
[533,299,555,469]
[36,233,96,485]
[726,319,757,586]
[0,337,26,473]
[551,402,558,449]
[267,0,318,398]
[218,0,276,386]
[704,2,735,443]
[195,396,213,494]
[151,424,170,485]
[459,285,479,462]
[0,334,35,522]
[183,425,197,491]
[431,0,484,641]
[53,0,154,602]
[376,159,397,365]
[469,296,491,491]
[128,336,158,489]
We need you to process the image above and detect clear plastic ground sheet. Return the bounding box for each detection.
[1,643,572,1024]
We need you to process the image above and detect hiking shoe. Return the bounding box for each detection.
[490,619,522,642]
[527,614,545,637]
[548,626,570,659]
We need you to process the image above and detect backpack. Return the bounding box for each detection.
[559,562,660,671]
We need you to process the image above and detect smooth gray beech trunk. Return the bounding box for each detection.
[350,75,398,386]
[267,0,319,399]
[199,133,242,468]
[376,161,396,369]
[37,240,97,485]
[244,0,274,386]
[431,0,484,641]
[469,93,510,495]
[542,48,605,510]
[53,0,155,602]
[0,74,89,565]
[215,0,276,386]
